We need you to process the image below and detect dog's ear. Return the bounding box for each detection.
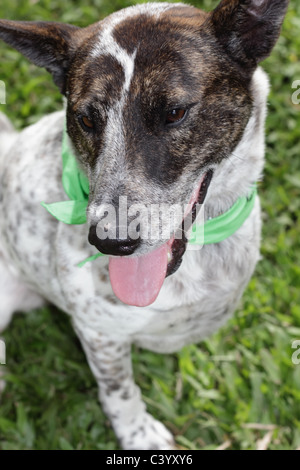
[0,20,81,94]
[209,0,289,70]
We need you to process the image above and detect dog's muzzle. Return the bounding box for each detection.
[86,170,214,307]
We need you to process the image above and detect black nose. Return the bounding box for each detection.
[88,225,140,256]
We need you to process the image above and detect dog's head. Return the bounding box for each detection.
[0,1,288,306]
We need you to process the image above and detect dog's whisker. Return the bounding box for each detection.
[230,151,245,162]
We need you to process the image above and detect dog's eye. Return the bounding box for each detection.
[165,109,186,126]
[79,115,94,132]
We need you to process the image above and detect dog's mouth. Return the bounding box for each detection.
[109,170,213,307]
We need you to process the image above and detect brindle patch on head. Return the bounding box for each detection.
[66,2,254,220]
[66,50,125,168]
[70,54,125,107]
[109,7,253,184]
[113,6,208,53]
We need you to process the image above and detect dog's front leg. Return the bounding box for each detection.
[73,321,175,450]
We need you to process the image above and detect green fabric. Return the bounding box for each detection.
[41,126,257,266]
[189,186,257,245]
[42,124,89,225]
[41,200,88,225]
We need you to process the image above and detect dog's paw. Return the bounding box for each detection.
[119,413,175,450]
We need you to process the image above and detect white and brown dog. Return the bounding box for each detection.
[0,0,288,450]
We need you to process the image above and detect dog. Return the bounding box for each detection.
[0,0,288,450]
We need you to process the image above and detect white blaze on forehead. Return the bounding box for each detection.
[90,3,184,94]
[89,3,189,186]
[91,16,137,94]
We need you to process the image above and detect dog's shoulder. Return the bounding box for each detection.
[2,110,65,197]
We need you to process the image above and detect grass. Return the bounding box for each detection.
[0,0,300,451]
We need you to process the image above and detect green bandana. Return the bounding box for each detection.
[41,126,89,225]
[41,127,257,266]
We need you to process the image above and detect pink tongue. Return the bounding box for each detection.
[109,244,169,307]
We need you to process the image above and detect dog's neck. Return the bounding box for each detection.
[204,67,269,220]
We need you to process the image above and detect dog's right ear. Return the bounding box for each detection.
[0,20,81,94]
[209,0,289,70]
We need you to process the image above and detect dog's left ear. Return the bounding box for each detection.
[0,20,81,94]
[209,0,289,70]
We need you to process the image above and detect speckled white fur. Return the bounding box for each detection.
[0,66,268,449]
[0,3,271,450]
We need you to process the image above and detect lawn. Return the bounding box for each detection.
[0,0,300,451]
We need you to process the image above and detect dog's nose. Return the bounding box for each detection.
[88,225,140,256]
